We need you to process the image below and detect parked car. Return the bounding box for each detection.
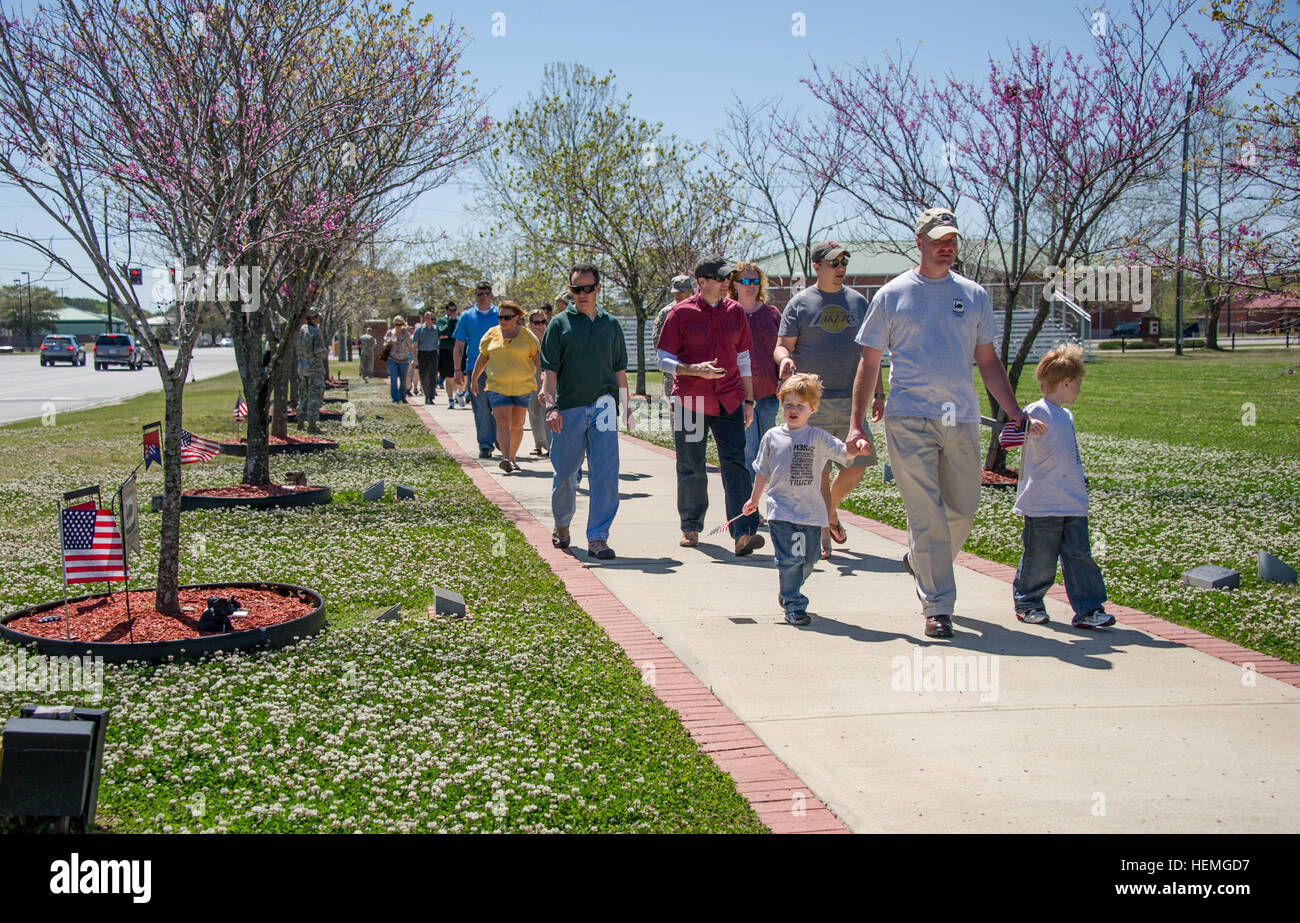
[94,333,143,370]
[39,334,86,366]
[1109,322,1141,338]
[216,336,232,347]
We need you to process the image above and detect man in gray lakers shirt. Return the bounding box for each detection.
[848,208,1041,639]
[775,240,884,558]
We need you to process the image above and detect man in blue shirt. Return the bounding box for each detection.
[453,281,501,458]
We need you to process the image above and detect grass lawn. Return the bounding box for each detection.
[629,350,1300,663]
[0,372,765,833]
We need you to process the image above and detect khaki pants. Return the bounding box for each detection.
[885,416,982,618]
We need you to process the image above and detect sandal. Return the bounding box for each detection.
[828,520,847,544]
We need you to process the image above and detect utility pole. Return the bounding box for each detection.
[1174,74,1207,357]
[21,271,31,349]
[103,189,112,335]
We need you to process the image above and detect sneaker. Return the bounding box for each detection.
[448,400,455,410]
[924,614,954,638]
[1072,608,1115,629]
[551,525,570,549]
[479,448,493,459]
[903,552,914,576]
[1016,608,1050,625]
[587,540,616,560]
[785,611,811,627]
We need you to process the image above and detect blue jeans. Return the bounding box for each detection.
[1013,515,1107,615]
[387,358,409,402]
[769,520,821,614]
[673,401,759,539]
[469,370,497,453]
[549,397,620,542]
[743,395,780,478]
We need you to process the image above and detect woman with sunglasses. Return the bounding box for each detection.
[383,315,413,403]
[525,308,552,456]
[469,300,541,473]
[729,261,782,484]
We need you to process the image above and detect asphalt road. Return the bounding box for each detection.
[0,347,240,425]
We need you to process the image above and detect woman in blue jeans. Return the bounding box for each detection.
[383,315,412,403]
[730,262,782,477]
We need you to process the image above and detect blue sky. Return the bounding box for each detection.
[0,0,1219,300]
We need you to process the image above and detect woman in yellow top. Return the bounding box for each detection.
[469,301,540,473]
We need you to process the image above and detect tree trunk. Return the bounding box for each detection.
[985,299,1052,472]
[155,374,184,615]
[632,296,647,396]
[1206,291,1226,350]
[983,281,1024,473]
[243,377,271,486]
[272,342,291,440]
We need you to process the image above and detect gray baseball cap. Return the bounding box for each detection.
[810,240,849,263]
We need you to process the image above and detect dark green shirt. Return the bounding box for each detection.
[540,305,628,410]
[435,315,457,351]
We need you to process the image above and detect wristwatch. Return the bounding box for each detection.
[743,400,755,406]
[874,392,885,399]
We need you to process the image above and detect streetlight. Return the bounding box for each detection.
[22,271,31,349]
[1175,72,1210,357]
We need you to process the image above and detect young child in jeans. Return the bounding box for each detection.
[743,373,859,626]
[1011,343,1113,628]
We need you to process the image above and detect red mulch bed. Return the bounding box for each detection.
[981,467,1019,487]
[182,484,322,499]
[5,588,315,643]
[227,435,337,447]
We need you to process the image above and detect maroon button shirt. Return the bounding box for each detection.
[743,303,782,401]
[659,293,753,416]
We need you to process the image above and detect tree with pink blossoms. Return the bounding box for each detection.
[0,0,487,613]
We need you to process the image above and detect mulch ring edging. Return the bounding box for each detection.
[218,435,339,456]
[284,409,345,422]
[981,466,1018,489]
[150,484,332,512]
[0,583,325,663]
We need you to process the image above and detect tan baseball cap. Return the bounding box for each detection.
[915,207,960,240]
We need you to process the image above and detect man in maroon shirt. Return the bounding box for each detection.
[657,256,763,555]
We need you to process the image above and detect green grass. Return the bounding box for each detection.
[630,351,1300,663]
[0,372,766,833]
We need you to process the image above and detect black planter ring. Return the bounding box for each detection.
[150,485,332,512]
[0,582,326,664]
[217,440,339,457]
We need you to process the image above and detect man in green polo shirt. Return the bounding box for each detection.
[538,263,633,561]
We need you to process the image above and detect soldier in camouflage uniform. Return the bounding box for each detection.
[296,307,327,434]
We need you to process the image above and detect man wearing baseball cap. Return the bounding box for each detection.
[653,274,694,397]
[295,306,327,434]
[849,207,1044,638]
[657,257,763,555]
[775,240,885,559]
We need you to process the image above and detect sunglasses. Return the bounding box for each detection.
[530,319,547,326]
[498,313,520,321]
[736,277,760,285]
[569,283,598,294]
[475,289,492,296]
[823,257,850,268]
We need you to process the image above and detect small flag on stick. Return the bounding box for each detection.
[234,394,248,420]
[61,507,126,584]
[706,513,746,537]
[142,421,162,471]
[180,429,220,464]
[998,418,1027,449]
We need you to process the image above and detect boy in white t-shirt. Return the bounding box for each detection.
[743,373,860,626]
[1009,343,1112,629]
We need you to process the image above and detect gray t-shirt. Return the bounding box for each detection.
[412,322,441,352]
[778,284,871,397]
[753,424,848,527]
[1013,398,1088,517]
[856,269,996,423]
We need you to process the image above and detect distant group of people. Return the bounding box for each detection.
[338,206,1112,639]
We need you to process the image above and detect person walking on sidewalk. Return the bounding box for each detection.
[358,330,375,382]
[654,274,694,399]
[470,301,541,474]
[657,256,763,555]
[436,301,459,409]
[730,261,782,486]
[538,263,632,561]
[1010,343,1113,629]
[382,315,412,404]
[775,240,884,559]
[525,308,552,456]
[453,282,500,458]
[412,309,441,404]
[848,207,1042,639]
[744,373,861,625]
[296,307,327,434]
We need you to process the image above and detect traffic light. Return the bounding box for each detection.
[128,267,142,286]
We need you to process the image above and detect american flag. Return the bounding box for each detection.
[180,429,220,464]
[999,418,1027,449]
[706,513,744,537]
[61,506,126,584]
[234,395,248,420]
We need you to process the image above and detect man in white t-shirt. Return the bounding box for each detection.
[848,207,1044,638]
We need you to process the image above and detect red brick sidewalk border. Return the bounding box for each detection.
[623,432,1300,689]
[413,406,848,833]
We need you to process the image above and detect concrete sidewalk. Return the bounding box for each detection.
[421,401,1300,833]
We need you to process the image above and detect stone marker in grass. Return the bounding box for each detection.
[1258,551,1297,585]
[431,586,466,619]
[1182,564,1240,590]
[362,480,385,502]
[382,438,396,449]
[375,603,402,622]
[396,483,415,500]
